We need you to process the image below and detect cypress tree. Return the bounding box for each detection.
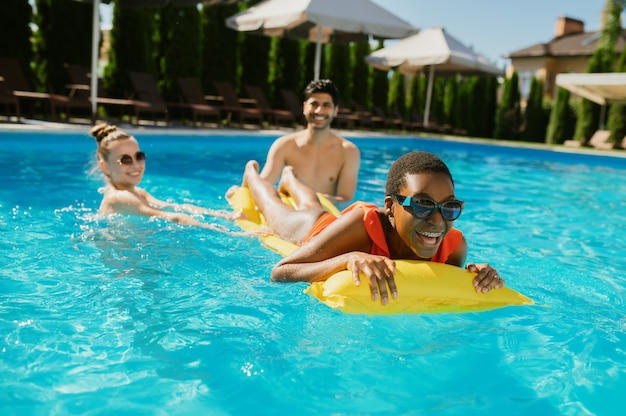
[406,74,425,122]
[442,75,457,125]
[371,40,388,112]
[387,69,404,115]
[494,71,521,140]
[202,2,242,93]
[482,76,498,138]
[0,0,33,81]
[325,42,352,105]
[266,38,280,103]
[104,0,158,98]
[546,87,574,144]
[522,77,548,142]
[33,0,92,93]
[573,0,623,143]
[429,77,446,125]
[573,53,604,143]
[302,42,322,84]
[456,76,473,135]
[239,33,271,92]
[607,42,626,147]
[269,38,306,104]
[351,41,371,108]
[158,3,202,101]
[405,75,418,121]
[238,0,270,91]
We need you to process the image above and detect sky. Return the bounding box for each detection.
[99,0,610,68]
[370,0,609,68]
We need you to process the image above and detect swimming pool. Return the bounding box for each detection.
[1,128,625,415]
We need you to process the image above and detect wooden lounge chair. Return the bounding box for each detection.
[280,89,305,126]
[213,81,263,128]
[65,64,135,121]
[393,110,413,131]
[0,74,21,121]
[0,57,69,121]
[244,85,295,127]
[175,77,221,127]
[406,112,425,131]
[334,98,360,130]
[351,102,380,130]
[128,71,169,126]
[373,106,404,130]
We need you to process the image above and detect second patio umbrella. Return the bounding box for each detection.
[365,26,502,127]
[226,0,417,80]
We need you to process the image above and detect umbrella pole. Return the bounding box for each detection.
[90,0,100,124]
[424,65,435,128]
[314,26,323,80]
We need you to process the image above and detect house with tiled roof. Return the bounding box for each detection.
[504,15,626,102]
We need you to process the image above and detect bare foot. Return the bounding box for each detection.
[244,160,260,181]
[226,160,260,199]
[225,185,239,199]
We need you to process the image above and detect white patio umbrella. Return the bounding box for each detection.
[365,26,502,127]
[73,0,237,121]
[225,0,418,80]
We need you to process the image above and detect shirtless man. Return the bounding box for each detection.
[258,79,360,205]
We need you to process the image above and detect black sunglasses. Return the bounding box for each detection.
[394,194,464,221]
[117,151,146,166]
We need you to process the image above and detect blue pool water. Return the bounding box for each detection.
[1,129,625,415]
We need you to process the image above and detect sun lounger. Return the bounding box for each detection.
[128,71,169,126]
[213,81,263,128]
[351,102,381,130]
[0,75,21,121]
[65,64,135,121]
[0,57,68,120]
[244,85,295,127]
[333,98,360,130]
[280,89,306,126]
[175,77,221,127]
[407,112,425,131]
[373,106,405,130]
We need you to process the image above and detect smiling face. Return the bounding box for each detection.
[302,92,337,130]
[387,171,458,260]
[98,137,145,190]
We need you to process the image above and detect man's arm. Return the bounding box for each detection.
[332,143,361,203]
[259,136,289,186]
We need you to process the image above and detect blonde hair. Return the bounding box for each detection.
[90,123,133,162]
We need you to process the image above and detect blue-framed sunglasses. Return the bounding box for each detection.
[393,194,464,221]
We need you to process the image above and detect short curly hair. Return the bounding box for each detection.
[303,79,339,105]
[385,151,454,196]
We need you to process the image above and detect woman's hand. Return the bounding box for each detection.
[347,253,397,305]
[466,263,504,293]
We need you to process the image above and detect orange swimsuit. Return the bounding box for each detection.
[301,202,463,263]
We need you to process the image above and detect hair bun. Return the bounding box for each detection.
[90,123,118,143]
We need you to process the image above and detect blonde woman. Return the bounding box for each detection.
[90,123,249,234]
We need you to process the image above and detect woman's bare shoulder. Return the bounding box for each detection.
[101,187,147,214]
